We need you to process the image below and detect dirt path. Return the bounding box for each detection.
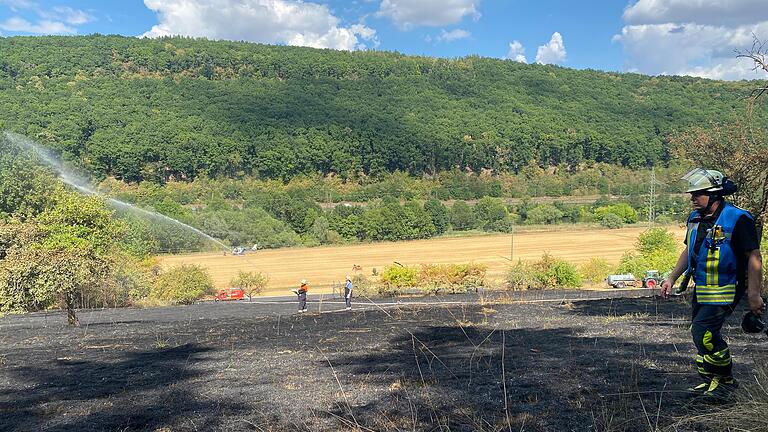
[159,225,685,293]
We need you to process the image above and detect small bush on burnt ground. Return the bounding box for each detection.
[417,263,487,294]
[150,263,214,304]
[505,253,583,290]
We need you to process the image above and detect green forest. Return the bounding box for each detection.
[0,35,765,183]
[3,34,762,253]
[1,35,766,316]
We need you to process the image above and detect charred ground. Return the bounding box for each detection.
[1,292,766,431]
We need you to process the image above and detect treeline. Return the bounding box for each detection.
[0,35,764,183]
[101,162,691,203]
[101,173,689,252]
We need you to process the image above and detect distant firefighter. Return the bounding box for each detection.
[344,275,353,310]
[293,279,309,313]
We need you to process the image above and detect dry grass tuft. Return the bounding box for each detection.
[601,312,650,324]
[668,361,768,431]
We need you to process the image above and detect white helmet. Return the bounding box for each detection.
[681,168,725,193]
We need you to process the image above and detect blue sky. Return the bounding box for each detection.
[1,0,766,80]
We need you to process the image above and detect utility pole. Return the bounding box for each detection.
[510,225,515,262]
[647,166,657,227]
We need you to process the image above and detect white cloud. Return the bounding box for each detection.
[0,1,94,34]
[535,32,566,64]
[616,0,768,80]
[623,0,768,26]
[141,0,377,51]
[505,40,526,63]
[0,0,35,12]
[436,28,470,43]
[377,0,481,30]
[0,16,74,34]
[47,6,96,25]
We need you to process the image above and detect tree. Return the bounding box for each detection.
[594,203,638,224]
[424,198,449,234]
[450,201,477,231]
[600,213,623,229]
[671,36,768,237]
[152,264,214,304]
[0,190,127,325]
[525,204,563,225]
[474,196,507,227]
[230,270,269,300]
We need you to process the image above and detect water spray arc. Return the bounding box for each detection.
[3,131,228,251]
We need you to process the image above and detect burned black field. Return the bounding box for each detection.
[1,292,766,432]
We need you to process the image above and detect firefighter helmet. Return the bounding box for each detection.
[681,168,737,195]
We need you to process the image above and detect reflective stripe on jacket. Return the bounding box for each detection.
[686,203,752,305]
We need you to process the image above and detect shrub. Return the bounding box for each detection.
[580,258,612,285]
[484,213,518,233]
[450,201,477,230]
[595,203,638,224]
[448,263,486,291]
[417,264,449,294]
[525,204,564,225]
[505,260,536,290]
[380,264,417,295]
[600,213,624,229]
[636,227,677,256]
[615,227,681,276]
[230,270,269,299]
[424,199,450,234]
[474,197,507,225]
[152,264,214,304]
[418,263,487,294]
[532,253,583,288]
[350,273,379,298]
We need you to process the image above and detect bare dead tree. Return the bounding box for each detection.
[737,35,768,239]
[737,35,768,103]
[671,36,768,239]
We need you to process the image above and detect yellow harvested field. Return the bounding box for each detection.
[159,225,686,295]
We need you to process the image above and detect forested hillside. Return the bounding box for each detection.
[0,35,762,183]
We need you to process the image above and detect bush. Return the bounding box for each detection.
[525,204,564,225]
[636,227,677,256]
[595,203,638,224]
[615,227,681,276]
[474,197,507,226]
[532,253,583,288]
[424,199,450,234]
[350,273,379,298]
[380,264,417,295]
[447,263,486,291]
[484,213,518,233]
[230,270,269,299]
[418,263,487,294]
[152,264,214,304]
[580,258,612,285]
[600,212,624,229]
[505,260,536,290]
[450,201,477,230]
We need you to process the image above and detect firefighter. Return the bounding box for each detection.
[661,168,764,401]
[295,279,309,313]
[344,275,353,310]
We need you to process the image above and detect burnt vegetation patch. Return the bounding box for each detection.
[0,296,765,431]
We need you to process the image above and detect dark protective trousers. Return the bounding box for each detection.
[691,296,735,379]
[298,291,307,311]
[344,287,352,308]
